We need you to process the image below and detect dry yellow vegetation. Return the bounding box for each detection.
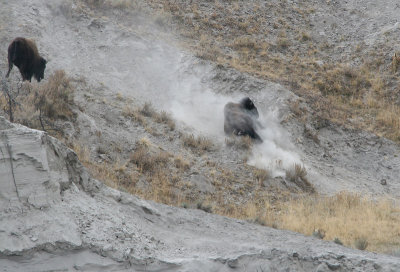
[274,192,400,253]
[72,130,400,253]
[141,0,400,142]
[25,0,400,255]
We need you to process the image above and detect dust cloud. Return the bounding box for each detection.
[149,51,302,176]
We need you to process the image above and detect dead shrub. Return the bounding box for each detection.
[225,135,253,150]
[285,163,314,192]
[354,237,369,250]
[315,66,371,97]
[130,145,155,173]
[11,70,75,132]
[254,168,270,185]
[232,36,257,49]
[140,102,156,118]
[122,105,146,125]
[197,202,213,213]
[130,143,170,173]
[155,110,175,130]
[182,134,213,153]
[174,155,190,171]
[33,70,74,120]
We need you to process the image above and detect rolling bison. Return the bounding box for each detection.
[224,97,263,142]
[6,37,46,82]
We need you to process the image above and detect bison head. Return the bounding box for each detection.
[240,97,259,119]
[34,57,47,82]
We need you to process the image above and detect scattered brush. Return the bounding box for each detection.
[130,143,170,174]
[225,135,253,150]
[354,237,368,250]
[155,110,175,130]
[197,202,213,213]
[277,192,400,252]
[182,134,214,153]
[174,155,190,171]
[140,102,156,118]
[333,237,343,245]
[6,70,75,133]
[130,145,154,173]
[33,70,74,120]
[285,163,314,192]
[253,168,270,186]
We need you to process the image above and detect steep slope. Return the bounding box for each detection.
[1,0,400,270]
[2,0,400,198]
[1,116,400,271]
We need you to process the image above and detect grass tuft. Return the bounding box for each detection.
[182,134,214,153]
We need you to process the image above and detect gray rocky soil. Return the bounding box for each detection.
[1,0,400,271]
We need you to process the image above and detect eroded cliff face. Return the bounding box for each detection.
[0,115,95,212]
[0,116,85,254]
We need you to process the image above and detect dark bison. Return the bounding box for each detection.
[224,97,263,142]
[6,37,46,82]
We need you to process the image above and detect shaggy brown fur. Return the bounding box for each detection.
[6,37,46,82]
[224,97,262,142]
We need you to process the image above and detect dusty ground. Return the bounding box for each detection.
[2,0,400,198]
[1,117,400,271]
[1,0,400,270]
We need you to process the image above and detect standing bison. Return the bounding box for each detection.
[6,37,47,82]
[224,97,263,142]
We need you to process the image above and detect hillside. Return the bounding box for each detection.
[1,0,400,270]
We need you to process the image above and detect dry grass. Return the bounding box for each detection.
[225,135,253,150]
[155,110,175,130]
[285,164,314,192]
[33,70,74,120]
[133,0,400,143]
[1,70,75,134]
[253,168,270,186]
[122,104,146,125]
[130,143,170,173]
[123,102,175,130]
[272,192,400,252]
[140,102,156,118]
[174,155,190,171]
[182,133,214,153]
[66,0,400,254]
[71,135,400,253]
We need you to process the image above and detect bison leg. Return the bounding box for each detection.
[26,70,33,82]
[6,61,13,78]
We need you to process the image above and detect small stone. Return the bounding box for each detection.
[326,262,340,271]
[30,236,38,242]
[115,232,124,238]
[380,179,387,185]
[227,259,238,268]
